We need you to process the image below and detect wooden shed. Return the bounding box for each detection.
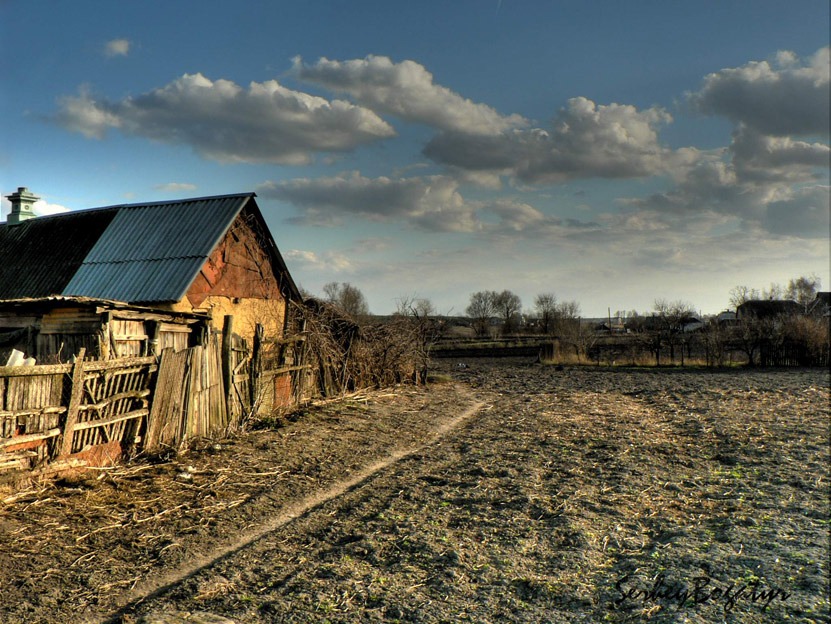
[0,191,301,360]
[0,296,209,364]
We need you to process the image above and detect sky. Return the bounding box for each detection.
[1,1,829,317]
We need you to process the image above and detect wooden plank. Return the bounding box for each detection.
[77,389,151,412]
[84,356,156,372]
[71,409,148,432]
[0,406,66,418]
[0,428,61,449]
[259,365,311,380]
[0,363,72,377]
[146,347,190,451]
[59,348,86,457]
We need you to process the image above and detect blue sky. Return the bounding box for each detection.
[2,1,829,316]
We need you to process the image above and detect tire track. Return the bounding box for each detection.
[99,392,489,622]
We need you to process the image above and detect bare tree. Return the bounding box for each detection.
[494,290,522,334]
[786,274,821,312]
[534,293,557,335]
[322,282,370,320]
[466,291,497,337]
[729,285,759,310]
[653,299,697,365]
[553,300,594,361]
[396,295,435,320]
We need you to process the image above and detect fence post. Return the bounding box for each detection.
[221,315,234,421]
[250,323,263,413]
[59,347,86,457]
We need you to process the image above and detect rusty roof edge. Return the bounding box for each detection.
[0,295,210,319]
[243,196,302,302]
[161,194,252,304]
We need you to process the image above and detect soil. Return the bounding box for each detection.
[0,358,828,624]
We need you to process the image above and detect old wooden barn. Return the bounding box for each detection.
[0,190,308,483]
[0,188,301,361]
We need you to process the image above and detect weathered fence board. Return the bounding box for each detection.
[145,348,189,451]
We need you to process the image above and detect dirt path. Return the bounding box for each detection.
[115,396,488,617]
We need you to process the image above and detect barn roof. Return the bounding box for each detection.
[0,193,299,304]
[736,299,801,319]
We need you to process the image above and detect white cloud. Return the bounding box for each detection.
[284,249,355,273]
[54,73,395,164]
[154,182,197,192]
[1,196,71,219]
[104,38,130,58]
[55,86,123,139]
[424,97,674,182]
[33,200,70,216]
[688,46,830,137]
[294,55,527,135]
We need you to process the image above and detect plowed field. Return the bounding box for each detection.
[0,360,828,623]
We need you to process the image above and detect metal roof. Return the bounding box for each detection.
[0,192,297,305]
[64,195,247,302]
[0,208,117,299]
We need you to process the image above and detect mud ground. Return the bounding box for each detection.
[0,359,828,623]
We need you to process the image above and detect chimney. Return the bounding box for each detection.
[5,187,40,225]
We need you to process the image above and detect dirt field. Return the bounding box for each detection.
[0,359,828,623]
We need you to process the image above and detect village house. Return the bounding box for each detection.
[0,188,301,362]
[736,299,801,321]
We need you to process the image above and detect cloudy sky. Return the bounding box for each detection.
[1,1,828,316]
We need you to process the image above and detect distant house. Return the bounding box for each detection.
[0,188,300,361]
[736,299,801,321]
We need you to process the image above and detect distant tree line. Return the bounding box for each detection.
[309,274,827,367]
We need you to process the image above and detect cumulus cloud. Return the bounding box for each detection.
[293,55,527,135]
[764,185,830,238]
[424,97,673,182]
[688,46,830,137]
[730,125,830,183]
[260,172,478,232]
[54,73,395,164]
[104,38,130,57]
[259,173,601,238]
[621,140,831,241]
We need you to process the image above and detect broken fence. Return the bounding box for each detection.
[0,323,310,486]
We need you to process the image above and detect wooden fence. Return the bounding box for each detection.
[0,316,313,486]
[0,349,156,479]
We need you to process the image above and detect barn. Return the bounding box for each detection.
[0,188,301,363]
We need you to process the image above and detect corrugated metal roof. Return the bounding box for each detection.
[0,193,260,304]
[64,195,248,302]
[0,209,117,299]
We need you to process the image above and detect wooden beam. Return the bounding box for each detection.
[221,315,233,421]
